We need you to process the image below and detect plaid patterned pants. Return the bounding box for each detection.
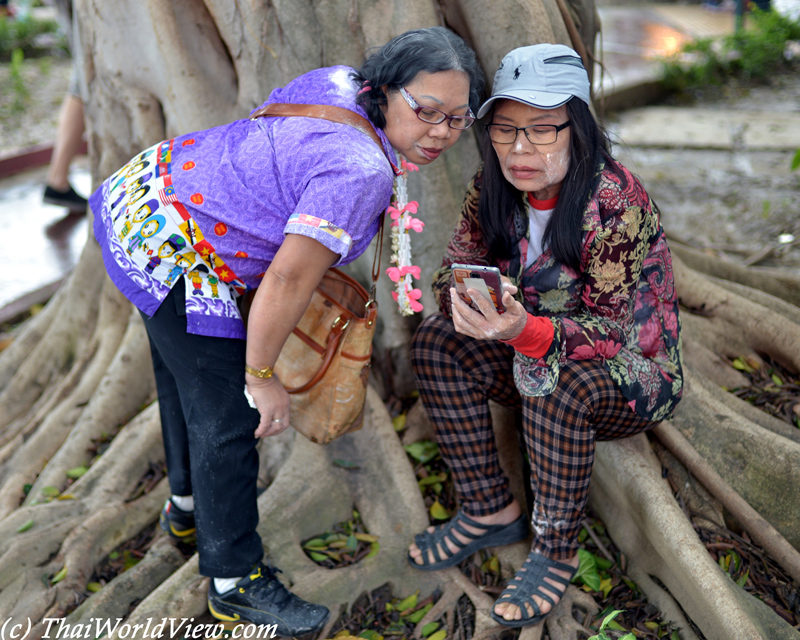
[411,313,654,559]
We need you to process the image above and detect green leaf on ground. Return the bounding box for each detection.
[404,604,433,623]
[16,519,34,533]
[86,582,103,593]
[395,591,418,612]
[309,552,328,562]
[418,472,447,487]
[737,569,750,588]
[51,566,67,584]
[792,148,800,171]
[574,549,601,591]
[429,499,449,520]
[41,486,60,499]
[421,622,440,637]
[404,441,439,463]
[303,538,327,549]
[365,542,380,559]
[392,414,407,432]
[332,459,360,470]
[66,465,88,479]
[427,630,447,640]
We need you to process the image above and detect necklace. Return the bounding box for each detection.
[387,158,424,315]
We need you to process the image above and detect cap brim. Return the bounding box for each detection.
[477,90,571,119]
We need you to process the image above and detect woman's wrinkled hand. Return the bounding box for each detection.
[245,374,291,438]
[450,279,527,341]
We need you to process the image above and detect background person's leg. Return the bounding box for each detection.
[43,88,87,212]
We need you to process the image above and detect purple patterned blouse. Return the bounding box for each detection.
[432,157,684,422]
[91,66,397,339]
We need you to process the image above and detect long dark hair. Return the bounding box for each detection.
[351,27,484,129]
[478,97,611,272]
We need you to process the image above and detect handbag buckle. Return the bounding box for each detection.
[365,299,378,328]
[332,315,351,331]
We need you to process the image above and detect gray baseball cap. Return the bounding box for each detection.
[477,44,591,118]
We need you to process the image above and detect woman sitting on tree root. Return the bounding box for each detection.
[408,44,684,628]
[89,27,483,635]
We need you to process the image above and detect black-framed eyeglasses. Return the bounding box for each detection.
[399,87,476,130]
[485,121,571,145]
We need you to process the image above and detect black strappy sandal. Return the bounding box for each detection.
[408,510,528,571]
[491,550,577,628]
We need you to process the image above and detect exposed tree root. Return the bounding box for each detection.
[674,255,800,374]
[24,312,155,503]
[65,537,185,626]
[0,241,108,432]
[670,239,800,308]
[0,280,62,388]
[28,488,168,640]
[653,422,800,585]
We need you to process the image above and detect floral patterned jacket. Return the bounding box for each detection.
[432,157,684,422]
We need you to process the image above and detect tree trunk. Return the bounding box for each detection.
[1,1,798,639]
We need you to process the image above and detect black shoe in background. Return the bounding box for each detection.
[43,184,88,213]
[208,562,330,634]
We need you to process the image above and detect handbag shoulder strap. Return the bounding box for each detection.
[250,103,388,162]
[250,102,389,291]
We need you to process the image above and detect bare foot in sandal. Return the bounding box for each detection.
[408,500,525,569]
[492,550,580,626]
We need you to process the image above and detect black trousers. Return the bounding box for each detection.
[140,279,263,577]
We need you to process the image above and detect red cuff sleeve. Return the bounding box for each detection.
[500,314,554,359]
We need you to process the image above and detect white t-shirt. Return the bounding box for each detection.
[526,194,557,267]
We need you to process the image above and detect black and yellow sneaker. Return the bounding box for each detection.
[208,562,330,635]
[159,499,196,539]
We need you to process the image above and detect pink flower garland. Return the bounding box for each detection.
[387,158,424,315]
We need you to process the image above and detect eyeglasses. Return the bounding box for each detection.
[485,121,571,145]
[399,87,476,130]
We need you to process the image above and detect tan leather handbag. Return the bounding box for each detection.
[249,103,388,444]
[273,268,378,443]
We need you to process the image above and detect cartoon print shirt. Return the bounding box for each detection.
[91,66,397,339]
[431,158,684,422]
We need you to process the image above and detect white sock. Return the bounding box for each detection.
[171,495,194,511]
[214,577,240,594]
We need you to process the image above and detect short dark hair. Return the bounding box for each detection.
[478,97,611,272]
[352,27,484,129]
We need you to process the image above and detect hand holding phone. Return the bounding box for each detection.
[451,264,505,314]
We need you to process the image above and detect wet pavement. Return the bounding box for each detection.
[0,162,90,312]
[0,2,796,317]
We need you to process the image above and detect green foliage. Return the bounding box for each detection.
[9,47,29,114]
[791,148,800,171]
[404,440,439,463]
[0,14,65,60]
[660,8,800,94]
[588,610,635,640]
